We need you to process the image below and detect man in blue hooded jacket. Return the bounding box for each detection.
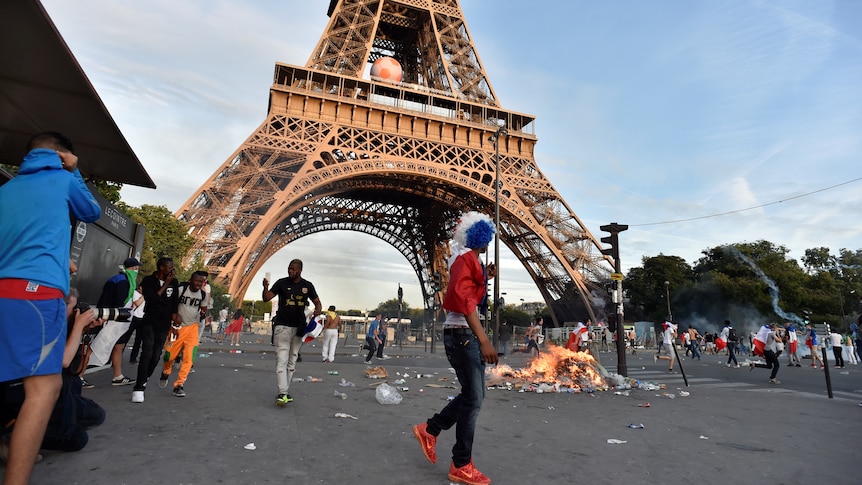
[0,131,100,485]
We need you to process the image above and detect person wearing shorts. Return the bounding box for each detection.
[0,131,100,484]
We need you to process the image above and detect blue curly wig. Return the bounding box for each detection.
[453,211,496,249]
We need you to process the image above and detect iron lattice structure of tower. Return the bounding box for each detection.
[177,0,613,326]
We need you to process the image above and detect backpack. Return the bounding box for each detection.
[178,283,207,319]
[728,328,738,343]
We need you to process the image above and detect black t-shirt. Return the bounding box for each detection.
[140,273,179,325]
[270,277,318,328]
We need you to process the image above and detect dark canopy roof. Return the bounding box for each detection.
[0,0,155,188]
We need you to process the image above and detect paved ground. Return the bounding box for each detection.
[5,335,861,484]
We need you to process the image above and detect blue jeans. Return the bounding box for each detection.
[425,333,486,467]
[726,342,738,365]
[690,343,701,359]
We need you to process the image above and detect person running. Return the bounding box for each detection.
[805,323,824,369]
[159,271,208,397]
[721,321,740,367]
[131,257,179,404]
[655,321,677,373]
[364,313,383,364]
[412,211,498,485]
[750,323,781,384]
[262,259,322,406]
[686,325,702,360]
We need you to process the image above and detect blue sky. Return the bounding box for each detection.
[41,1,862,314]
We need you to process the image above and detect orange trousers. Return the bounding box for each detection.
[163,324,199,387]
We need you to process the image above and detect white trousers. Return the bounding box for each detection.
[322,329,339,362]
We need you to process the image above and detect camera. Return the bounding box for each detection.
[75,302,132,322]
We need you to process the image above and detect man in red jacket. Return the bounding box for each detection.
[412,212,498,485]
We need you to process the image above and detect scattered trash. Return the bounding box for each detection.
[614,391,630,396]
[365,366,388,379]
[198,353,210,358]
[292,377,305,382]
[537,383,556,393]
[607,439,627,444]
[548,406,555,410]
[638,403,651,407]
[328,371,339,375]
[230,350,242,354]
[840,371,850,375]
[338,378,355,387]
[335,413,358,419]
[399,387,409,392]
[333,390,347,400]
[244,363,254,367]
[678,391,690,397]
[627,423,645,429]
[447,395,456,401]
[244,443,256,450]
[419,389,424,393]
[393,379,406,385]
[375,383,402,404]
[663,393,676,399]
[699,435,709,440]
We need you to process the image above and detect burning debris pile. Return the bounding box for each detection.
[487,345,610,392]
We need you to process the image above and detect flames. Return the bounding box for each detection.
[487,344,606,390]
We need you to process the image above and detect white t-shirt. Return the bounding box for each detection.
[131,290,145,319]
[830,332,844,347]
[177,285,206,327]
[663,325,676,345]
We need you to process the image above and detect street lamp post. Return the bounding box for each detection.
[491,123,507,352]
[664,281,672,321]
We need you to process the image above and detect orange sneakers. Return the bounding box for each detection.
[412,423,437,464]
[448,460,491,485]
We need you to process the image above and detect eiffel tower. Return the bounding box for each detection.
[177,0,612,326]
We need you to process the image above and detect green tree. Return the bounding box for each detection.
[624,254,694,322]
[122,204,195,276]
[374,298,411,318]
[91,180,123,204]
[802,247,834,274]
[500,306,532,327]
[241,300,272,322]
[690,241,808,326]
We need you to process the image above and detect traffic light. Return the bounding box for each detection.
[599,223,627,262]
[432,272,442,291]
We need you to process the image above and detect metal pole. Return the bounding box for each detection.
[493,126,505,352]
[664,281,672,321]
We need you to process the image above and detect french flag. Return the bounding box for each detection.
[753,325,770,356]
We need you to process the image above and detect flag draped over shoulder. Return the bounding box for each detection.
[753,325,770,356]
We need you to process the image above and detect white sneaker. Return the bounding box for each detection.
[131,390,145,403]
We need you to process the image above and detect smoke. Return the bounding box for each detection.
[722,246,804,325]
